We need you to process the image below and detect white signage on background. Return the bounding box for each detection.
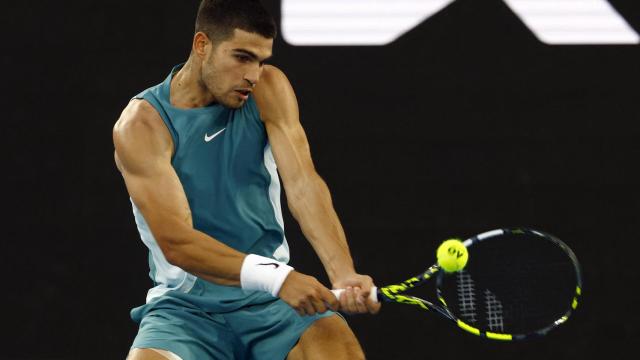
[282,0,639,45]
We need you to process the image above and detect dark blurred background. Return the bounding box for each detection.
[2,0,639,359]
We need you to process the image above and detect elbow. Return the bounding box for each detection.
[155,234,186,268]
[151,220,193,268]
[163,247,183,267]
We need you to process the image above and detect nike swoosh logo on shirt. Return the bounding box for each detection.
[204,128,226,142]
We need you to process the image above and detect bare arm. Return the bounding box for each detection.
[253,66,380,314]
[114,98,337,315]
[113,99,245,286]
[254,66,354,281]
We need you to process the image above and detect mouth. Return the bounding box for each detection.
[235,89,252,100]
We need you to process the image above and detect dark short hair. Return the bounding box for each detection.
[195,0,277,44]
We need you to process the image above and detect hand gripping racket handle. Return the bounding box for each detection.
[331,287,379,303]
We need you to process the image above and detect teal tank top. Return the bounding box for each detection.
[129,64,289,313]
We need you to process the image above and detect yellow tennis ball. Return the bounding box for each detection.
[436,239,469,272]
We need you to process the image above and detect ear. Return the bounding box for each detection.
[192,32,211,59]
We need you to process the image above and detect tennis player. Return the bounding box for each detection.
[113,1,380,359]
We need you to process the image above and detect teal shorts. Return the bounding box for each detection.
[130,295,337,360]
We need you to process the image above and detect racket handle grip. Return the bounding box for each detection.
[331,286,379,303]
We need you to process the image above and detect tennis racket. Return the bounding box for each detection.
[332,228,583,341]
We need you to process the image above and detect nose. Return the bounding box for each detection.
[244,65,261,87]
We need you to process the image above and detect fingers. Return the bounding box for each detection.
[301,299,316,316]
[354,288,369,313]
[298,289,332,315]
[279,272,336,316]
[279,271,379,316]
[356,285,381,314]
[309,293,328,314]
[365,296,382,314]
[339,286,368,314]
[320,287,340,312]
[333,273,382,315]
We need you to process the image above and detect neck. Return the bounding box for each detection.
[170,57,216,108]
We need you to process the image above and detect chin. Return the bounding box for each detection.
[228,100,246,109]
[220,98,245,109]
[221,102,243,109]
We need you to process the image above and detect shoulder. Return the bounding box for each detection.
[253,65,298,125]
[114,99,164,139]
[113,99,172,149]
[113,99,174,169]
[256,65,291,92]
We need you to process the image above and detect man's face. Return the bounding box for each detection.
[200,29,273,109]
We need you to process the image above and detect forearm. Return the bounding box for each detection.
[160,227,246,286]
[288,175,356,283]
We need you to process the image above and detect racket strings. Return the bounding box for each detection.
[456,271,479,324]
[484,289,505,332]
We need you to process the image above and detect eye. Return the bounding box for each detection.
[235,54,251,63]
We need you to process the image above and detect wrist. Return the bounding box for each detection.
[240,254,294,297]
[329,268,358,285]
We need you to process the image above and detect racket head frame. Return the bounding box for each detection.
[375,228,583,341]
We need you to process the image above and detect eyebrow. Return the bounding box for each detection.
[232,48,272,62]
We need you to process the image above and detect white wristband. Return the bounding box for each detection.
[240,254,294,297]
